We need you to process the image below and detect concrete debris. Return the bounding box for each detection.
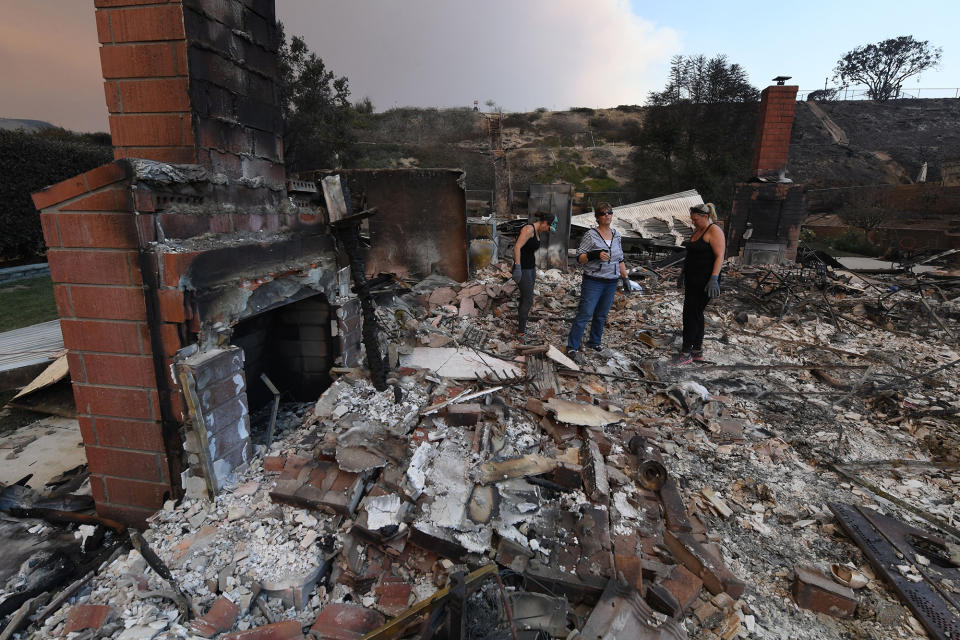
[4,255,960,640]
[398,347,523,380]
[545,397,623,427]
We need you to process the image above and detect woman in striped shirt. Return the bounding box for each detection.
[565,202,631,362]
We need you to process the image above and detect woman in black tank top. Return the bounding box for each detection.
[512,211,558,342]
[676,203,725,364]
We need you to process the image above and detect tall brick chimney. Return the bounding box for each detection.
[728,82,805,264]
[96,0,284,187]
[750,84,798,179]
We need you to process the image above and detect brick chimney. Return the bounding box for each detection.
[750,84,798,179]
[96,0,284,187]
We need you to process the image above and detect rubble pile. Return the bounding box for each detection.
[3,258,960,640]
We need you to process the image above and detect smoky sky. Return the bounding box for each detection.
[0,0,679,132]
[276,0,680,112]
[0,1,105,132]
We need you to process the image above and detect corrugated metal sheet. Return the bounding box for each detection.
[571,190,702,246]
[0,320,63,372]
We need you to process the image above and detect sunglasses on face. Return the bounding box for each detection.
[597,211,613,216]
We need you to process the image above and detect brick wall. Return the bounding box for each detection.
[32,163,177,526]
[96,1,195,164]
[751,85,799,179]
[96,0,284,187]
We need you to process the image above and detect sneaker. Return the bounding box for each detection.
[670,352,693,365]
[585,342,602,352]
[567,349,582,364]
[691,350,705,362]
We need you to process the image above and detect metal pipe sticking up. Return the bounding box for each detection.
[628,435,668,491]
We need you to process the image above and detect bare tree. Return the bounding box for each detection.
[833,36,942,102]
[839,204,889,240]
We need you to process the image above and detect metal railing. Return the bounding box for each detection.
[798,87,960,101]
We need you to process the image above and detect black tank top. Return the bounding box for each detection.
[683,223,716,282]
[519,225,540,269]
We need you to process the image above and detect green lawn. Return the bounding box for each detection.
[0,275,59,333]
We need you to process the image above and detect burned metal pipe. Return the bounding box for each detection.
[333,210,388,392]
[628,436,668,491]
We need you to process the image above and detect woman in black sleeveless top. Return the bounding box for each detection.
[676,202,725,364]
[512,211,557,342]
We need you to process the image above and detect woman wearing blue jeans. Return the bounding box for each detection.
[566,203,630,362]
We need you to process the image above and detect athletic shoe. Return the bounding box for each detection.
[670,352,694,365]
[691,351,705,362]
[567,349,582,364]
[586,342,602,352]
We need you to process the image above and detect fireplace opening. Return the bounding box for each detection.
[231,293,335,419]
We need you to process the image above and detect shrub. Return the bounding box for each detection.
[501,113,529,129]
[831,229,885,256]
[569,107,595,115]
[0,129,113,263]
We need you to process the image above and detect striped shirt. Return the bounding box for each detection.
[577,228,624,280]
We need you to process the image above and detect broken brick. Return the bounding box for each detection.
[375,578,411,617]
[310,603,385,640]
[525,397,547,416]
[658,478,692,532]
[792,565,857,618]
[658,563,703,614]
[446,403,482,426]
[613,555,643,590]
[693,600,724,628]
[63,604,113,634]
[662,530,745,598]
[263,456,286,472]
[221,620,304,640]
[190,596,240,638]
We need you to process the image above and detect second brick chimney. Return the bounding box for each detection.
[750,84,798,179]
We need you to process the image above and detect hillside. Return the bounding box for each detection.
[347,98,960,208]
[789,98,960,187]
[0,118,54,132]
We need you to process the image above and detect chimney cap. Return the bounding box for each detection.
[773,76,792,85]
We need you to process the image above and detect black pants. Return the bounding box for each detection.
[682,280,709,353]
[518,268,536,333]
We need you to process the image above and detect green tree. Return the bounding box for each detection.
[278,24,357,173]
[648,55,759,106]
[631,55,759,211]
[833,36,942,102]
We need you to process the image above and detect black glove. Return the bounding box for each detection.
[585,250,603,261]
[511,263,521,283]
[677,272,685,289]
[621,277,631,294]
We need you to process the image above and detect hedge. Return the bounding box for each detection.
[0,129,113,263]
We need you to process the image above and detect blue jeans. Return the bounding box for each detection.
[567,276,618,350]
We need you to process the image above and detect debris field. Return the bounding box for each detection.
[2,255,959,640]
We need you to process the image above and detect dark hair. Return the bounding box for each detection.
[534,210,557,225]
[595,202,612,217]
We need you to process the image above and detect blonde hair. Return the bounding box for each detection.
[691,202,718,222]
